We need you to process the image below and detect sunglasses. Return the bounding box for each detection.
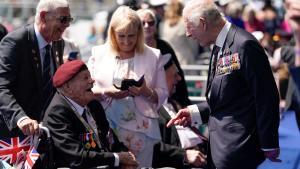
[55,16,74,24]
[142,21,155,27]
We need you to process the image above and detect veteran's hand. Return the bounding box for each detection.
[167,108,192,127]
[185,149,207,167]
[17,118,39,136]
[118,152,138,167]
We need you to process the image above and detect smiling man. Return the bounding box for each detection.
[167,0,280,169]
[0,0,71,140]
[43,60,138,168]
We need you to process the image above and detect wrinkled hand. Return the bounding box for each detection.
[95,86,129,99]
[17,118,39,136]
[264,149,281,162]
[185,149,207,167]
[118,151,138,167]
[166,108,192,127]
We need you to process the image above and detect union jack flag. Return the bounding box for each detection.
[23,146,39,169]
[0,136,32,165]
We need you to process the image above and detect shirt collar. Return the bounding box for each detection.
[66,97,85,116]
[34,24,50,50]
[215,21,231,48]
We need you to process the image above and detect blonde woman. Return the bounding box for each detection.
[88,6,168,168]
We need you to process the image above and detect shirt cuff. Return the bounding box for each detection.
[262,148,279,151]
[17,116,30,126]
[187,105,202,128]
[113,153,119,167]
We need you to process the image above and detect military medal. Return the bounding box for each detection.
[91,140,96,148]
[85,142,91,149]
[90,131,96,148]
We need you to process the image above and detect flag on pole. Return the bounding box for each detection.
[23,146,40,169]
[0,135,32,165]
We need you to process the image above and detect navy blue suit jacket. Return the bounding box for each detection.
[0,24,63,137]
[202,25,280,169]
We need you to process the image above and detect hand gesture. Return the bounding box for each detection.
[166,108,192,127]
[264,149,281,162]
[185,149,207,167]
[118,151,138,167]
[17,118,39,135]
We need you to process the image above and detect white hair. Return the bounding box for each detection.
[35,0,69,23]
[183,0,222,27]
[136,8,157,25]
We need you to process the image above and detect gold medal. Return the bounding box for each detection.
[85,142,91,149]
[89,131,96,148]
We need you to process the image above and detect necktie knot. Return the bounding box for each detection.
[45,44,51,51]
[82,109,88,122]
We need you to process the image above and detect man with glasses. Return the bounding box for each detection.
[0,0,72,140]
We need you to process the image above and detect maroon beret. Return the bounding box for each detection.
[53,60,87,88]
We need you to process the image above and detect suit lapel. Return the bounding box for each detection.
[223,25,237,52]
[27,24,43,95]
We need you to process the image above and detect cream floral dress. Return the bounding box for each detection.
[88,44,168,168]
[105,57,161,168]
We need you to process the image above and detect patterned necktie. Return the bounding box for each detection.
[206,45,221,97]
[42,44,53,109]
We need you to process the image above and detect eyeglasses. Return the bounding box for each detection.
[142,21,155,27]
[56,16,74,24]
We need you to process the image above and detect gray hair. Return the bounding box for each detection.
[35,0,69,23]
[183,0,222,27]
[136,8,157,25]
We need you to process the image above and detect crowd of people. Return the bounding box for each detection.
[0,0,300,169]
